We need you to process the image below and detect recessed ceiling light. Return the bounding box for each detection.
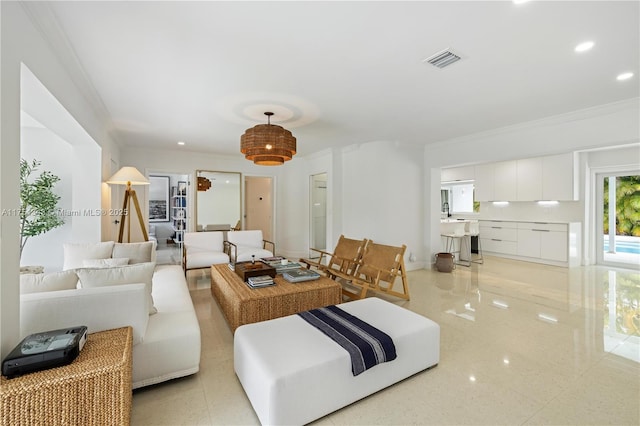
[574,41,594,52]
[617,72,634,81]
[177,141,185,146]
[513,0,530,4]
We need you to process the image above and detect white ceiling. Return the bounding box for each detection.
[28,1,639,158]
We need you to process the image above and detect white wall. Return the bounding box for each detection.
[1,2,120,358]
[341,141,424,269]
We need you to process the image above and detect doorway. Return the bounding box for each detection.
[146,171,191,265]
[244,176,274,241]
[309,173,327,257]
[596,172,640,268]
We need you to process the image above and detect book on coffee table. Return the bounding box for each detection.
[264,261,303,273]
[247,275,275,288]
[282,268,321,283]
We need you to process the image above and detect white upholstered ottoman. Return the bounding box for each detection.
[234,297,440,425]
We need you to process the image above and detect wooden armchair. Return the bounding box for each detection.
[327,242,410,301]
[299,235,368,277]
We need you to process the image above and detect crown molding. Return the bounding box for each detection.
[428,97,640,148]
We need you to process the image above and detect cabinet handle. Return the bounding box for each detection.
[491,227,502,229]
[491,238,502,241]
[532,229,550,232]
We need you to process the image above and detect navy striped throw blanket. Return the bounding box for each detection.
[298,305,397,376]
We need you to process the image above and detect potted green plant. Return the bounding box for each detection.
[20,159,65,261]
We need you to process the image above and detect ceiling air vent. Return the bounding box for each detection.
[423,49,461,69]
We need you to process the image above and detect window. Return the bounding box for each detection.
[441,182,475,213]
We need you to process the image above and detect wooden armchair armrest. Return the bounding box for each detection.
[300,248,334,270]
[326,254,362,276]
[225,241,238,264]
[263,239,275,254]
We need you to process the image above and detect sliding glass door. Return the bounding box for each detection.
[598,173,640,268]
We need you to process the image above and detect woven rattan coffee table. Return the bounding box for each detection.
[1,327,133,426]
[211,264,341,332]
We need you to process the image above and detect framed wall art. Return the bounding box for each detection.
[149,175,170,222]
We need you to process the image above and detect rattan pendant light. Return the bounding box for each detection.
[240,112,297,166]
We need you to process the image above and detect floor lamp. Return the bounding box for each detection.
[107,167,150,243]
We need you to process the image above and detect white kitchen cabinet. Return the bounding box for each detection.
[540,229,569,262]
[441,166,475,182]
[516,157,543,201]
[474,163,494,202]
[480,221,518,255]
[480,220,579,266]
[493,161,517,201]
[517,222,568,262]
[542,153,575,200]
[475,152,575,202]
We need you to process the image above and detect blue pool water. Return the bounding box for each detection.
[603,239,640,254]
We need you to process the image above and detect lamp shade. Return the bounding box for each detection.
[106,167,149,186]
[240,112,297,166]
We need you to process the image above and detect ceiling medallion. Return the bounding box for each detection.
[240,112,297,166]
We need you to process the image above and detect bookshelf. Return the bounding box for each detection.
[171,183,187,247]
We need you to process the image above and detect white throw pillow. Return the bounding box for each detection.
[82,258,130,268]
[63,241,115,270]
[20,270,79,294]
[112,241,154,264]
[76,262,157,314]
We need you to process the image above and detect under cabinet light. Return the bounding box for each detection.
[537,200,559,206]
[492,201,509,206]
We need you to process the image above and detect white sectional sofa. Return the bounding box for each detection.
[19,241,201,389]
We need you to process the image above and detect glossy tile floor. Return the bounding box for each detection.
[132,256,640,425]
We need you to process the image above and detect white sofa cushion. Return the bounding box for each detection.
[82,258,130,268]
[227,230,273,262]
[63,241,115,270]
[112,241,156,264]
[185,231,225,252]
[186,251,230,269]
[76,262,157,314]
[133,265,201,388]
[227,230,265,248]
[20,283,149,345]
[20,270,79,294]
[234,248,274,263]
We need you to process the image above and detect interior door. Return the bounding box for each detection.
[244,176,273,241]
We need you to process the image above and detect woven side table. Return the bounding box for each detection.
[1,327,133,426]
